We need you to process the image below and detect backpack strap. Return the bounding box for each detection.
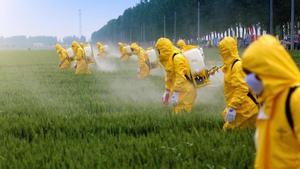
[173,53,193,83]
[285,86,298,133]
[172,53,179,60]
[247,92,259,105]
[231,59,240,70]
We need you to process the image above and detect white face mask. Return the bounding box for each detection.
[245,73,263,96]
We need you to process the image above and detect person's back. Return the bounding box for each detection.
[242,35,300,169]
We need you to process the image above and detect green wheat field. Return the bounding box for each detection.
[0,48,263,169]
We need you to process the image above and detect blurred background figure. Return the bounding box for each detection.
[242,35,300,169]
[118,42,132,61]
[130,43,150,79]
[71,41,91,75]
[96,42,107,58]
[55,43,71,70]
[218,37,258,130]
[177,39,198,52]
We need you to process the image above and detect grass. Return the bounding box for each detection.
[291,50,300,65]
[0,49,255,169]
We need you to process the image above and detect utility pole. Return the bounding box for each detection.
[141,24,143,42]
[291,0,295,50]
[197,0,200,40]
[174,11,177,41]
[269,0,273,34]
[79,9,82,38]
[143,23,146,42]
[130,30,132,43]
[164,16,166,37]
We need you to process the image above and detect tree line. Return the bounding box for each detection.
[91,0,300,43]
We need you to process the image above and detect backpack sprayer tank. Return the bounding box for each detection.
[103,45,109,53]
[83,44,95,64]
[146,48,160,70]
[183,48,210,88]
[199,47,205,60]
[146,48,158,63]
[67,48,75,60]
[183,48,206,73]
[84,45,92,58]
[124,45,132,55]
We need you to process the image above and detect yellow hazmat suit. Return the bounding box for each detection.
[242,35,300,169]
[96,42,106,58]
[72,41,91,75]
[55,44,71,70]
[155,38,197,113]
[118,42,130,61]
[177,39,198,52]
[218,37,258,129]
[130,43,150,79]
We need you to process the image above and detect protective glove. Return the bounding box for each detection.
[162,90,170,105]
[171,92,179,106]
[225,108,236,123]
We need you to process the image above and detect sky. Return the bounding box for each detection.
[0,0,138,40]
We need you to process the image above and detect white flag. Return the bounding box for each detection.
[252,25,256,37]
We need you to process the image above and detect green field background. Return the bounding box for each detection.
[0,49,255,169]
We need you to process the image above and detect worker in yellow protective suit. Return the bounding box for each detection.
[130,43,150,79]
[218,37,258,130]
[96,42,107,58]
[118,42,131,61]
[155,38,197,113]
[177,39,198,52]
[55,44,71,70]
[72,41,91,75]
[242,35,300,169]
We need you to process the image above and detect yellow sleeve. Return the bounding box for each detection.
[62,50,68,60]
[164,64,174,91]
[121,47,126,55]
[137,52,144,68]
[75,48,84,61]
[291,88,300,141]
[173,54,188,92]
[228,61,249,109]
[58,51,63,61]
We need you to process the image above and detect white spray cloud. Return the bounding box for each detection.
[94,57,118,72]
[92,47,118,72]
[108,77,163,105]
